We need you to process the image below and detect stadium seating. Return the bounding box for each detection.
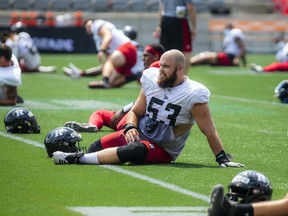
[209,0,231,15]
[129,0,148,11]
[11,0,33,10]
[193,0,208,13]
[0,0,11,10]
[90,0,110,12]
[146,0,160,11]
[0,0,280,15]
[71,0,92,11]
[111,0,129,11]
[51,0,72,11]
[32,0,54,11]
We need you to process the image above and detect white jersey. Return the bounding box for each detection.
[276,42,288,62]
[223,28,245,57]
[0,54,22,99]
[5,32,41,70]
[131,42,144,75]
[138,67,210,160]
[91,19,131,54]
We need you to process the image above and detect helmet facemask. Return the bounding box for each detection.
[4,108,40,134]
[44,127,86,157]
[226,170,273,204]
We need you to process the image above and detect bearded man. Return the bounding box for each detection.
[52,50,243,168]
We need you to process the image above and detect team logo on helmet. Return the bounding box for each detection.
[4,107,40,134]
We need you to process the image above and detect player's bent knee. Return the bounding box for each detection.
[117,141,148,163]
[87,140,103,153]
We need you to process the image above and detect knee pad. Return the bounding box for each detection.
[87,140,103,153]
[117,141,148,163]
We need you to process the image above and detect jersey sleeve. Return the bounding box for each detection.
[140,67,159,92]
[91,19,106,35]
[189,82,210,106]
[2,55,22,86]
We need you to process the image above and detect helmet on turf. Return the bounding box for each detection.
[10,21,27,33]
[4,107,40,134]
[44,127,85,157]
[274,80,288,103]
[226,170,273,203]
[122,25,137,40]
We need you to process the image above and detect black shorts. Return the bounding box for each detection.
[160,16,192,52]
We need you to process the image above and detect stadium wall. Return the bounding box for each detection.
[1,12,287,54]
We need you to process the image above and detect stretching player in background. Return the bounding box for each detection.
[251,32,288,73]
[64,43,165,133]
[63,25,144,83]
[0,44,22,105]
[190,23,246,67]
[64,20,140,89]
[1,22,56,73]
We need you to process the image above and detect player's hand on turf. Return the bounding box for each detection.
[216,151,244,168]
[219,161,244,168]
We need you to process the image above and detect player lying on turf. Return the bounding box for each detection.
[190,23,246,67]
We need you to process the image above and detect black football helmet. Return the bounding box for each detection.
[226,170,273,203]
[44,127,85,157]
[4,107,40,134]
[122,25,137,40]
[274,80,288,103]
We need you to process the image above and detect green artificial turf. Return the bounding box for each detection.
[0,53,287,216]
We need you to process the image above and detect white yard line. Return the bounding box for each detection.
[68,206,207,216]
[213,94,286,106]
[0,95,285,112]
[0,131,210,204]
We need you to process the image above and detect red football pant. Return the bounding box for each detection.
[263,62,288,72]
[88,110,127,131]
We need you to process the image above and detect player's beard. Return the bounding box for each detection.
[158,68,178,88]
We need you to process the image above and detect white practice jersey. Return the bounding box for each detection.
[5,32,41,70]
[0,54,22,99]
[138,67,210,160]
[91,19,131,55]
[223,28,245,57]
[131,41,144,75]
[276,42,288,62]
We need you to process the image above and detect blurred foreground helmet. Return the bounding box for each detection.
[274,80,288,103]
[227,170,273,203]
[4,107,40,134]
[122,25,137,40]
[44,127,85,157]
[10,21,27,33]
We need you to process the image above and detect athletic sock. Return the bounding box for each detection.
[79,152,99,164]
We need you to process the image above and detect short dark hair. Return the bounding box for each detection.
[0,44,12,61]
[83,19,93,28]
[0,29,10,43]
[148,43,165,56]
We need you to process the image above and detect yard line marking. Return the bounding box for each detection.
[68,206,207,216]
[0,131,44,148]
[213,94,286,106]
[0,131,210,203]
[101,165,210,203]
[0,95,284,111]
